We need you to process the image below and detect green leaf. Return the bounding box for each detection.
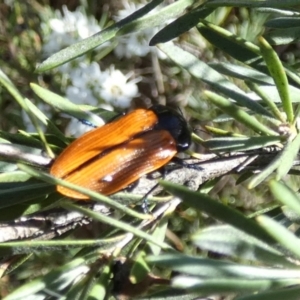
[130,252,150,284]
[248,144,288,189]
[112,0,195,36]
[64,269,93,300]
[210,62,274,85]
[3,254,32,277]
[0,131,44,149]
[18,163,149,221]
[0,236,125,252]
[172,276,297,293]
[0,69,53,157]
[0,182,54,209]
[257,215,300,259]
[24,97,66,143]
[150,6,214,45]
[62,202,170,250]
[270,180,300,217]
[204,90,278,136]
[0,171,31,183]
[192,225,295,267]
[202,136,282,152]
[246,82,285,122]
[236,285,300,300]
[147,253,300,279]
[31,83,114,125]
[259,36,294,123]
[0,194,56,222]
[148,216,169,255]
[252,84,300,103]
[265,17,300,28]
[4,258,86,300]
[197,21,260,62]
[159,181,275,244]
[159,43,273,118]
[36,0,195,71]
[205,0,300,8]
[255,8,300,17]
[265,27,300,45]
[139,289,200,299]
[276,131,300,179]
[87,262,111,300]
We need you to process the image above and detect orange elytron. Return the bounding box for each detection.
[50,105,191,199]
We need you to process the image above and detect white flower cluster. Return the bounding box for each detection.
[32,1,163,135]
[43,5,101,57]
[114,2,154,58]
[64,63,140,136]
[42,4,146,111]
[113,1,166,59]
[65,62,140,109]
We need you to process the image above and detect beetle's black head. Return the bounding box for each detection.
[150,105,191,151]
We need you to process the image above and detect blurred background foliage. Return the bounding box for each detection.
[2,0,300,299]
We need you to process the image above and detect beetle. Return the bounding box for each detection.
[50,105,191,200]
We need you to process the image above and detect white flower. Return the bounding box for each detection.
[65,104,114,137]
[50,5,100,37]
[65,118,95,137]
[43,5,101,57]
[114,1,141,22]
[113,2,158,59]
[70,62,104,90]
[66,86,98,106]
[114,30,154,58]
[100,66,140,108]
[43,32,77,56]
[65,62,107,107]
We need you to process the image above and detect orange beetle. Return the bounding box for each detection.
[50,105,191,199]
